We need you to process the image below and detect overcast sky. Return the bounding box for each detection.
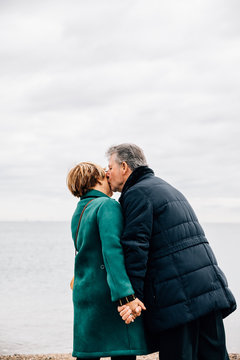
[0,0,240,222]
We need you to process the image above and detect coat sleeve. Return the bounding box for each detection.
[97,198,134,302]
[120,188,153,300]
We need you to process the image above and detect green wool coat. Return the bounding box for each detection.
[71,190,151,358]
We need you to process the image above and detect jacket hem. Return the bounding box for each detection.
[146,303,236,333]
[72,349,153,358]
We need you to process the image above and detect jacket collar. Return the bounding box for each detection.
[119,166,154,202]
[81,189,109,200]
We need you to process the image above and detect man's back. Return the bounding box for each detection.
[107,143,235,359]
[119,166,236,332]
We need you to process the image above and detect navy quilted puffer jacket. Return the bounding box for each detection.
[119,166,236,333]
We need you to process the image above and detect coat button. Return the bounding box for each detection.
[100,264,105,270]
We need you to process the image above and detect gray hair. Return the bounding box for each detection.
[106,143,148,171]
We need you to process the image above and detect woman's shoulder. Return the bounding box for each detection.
[93,197,122,220]
[96,197,123,227]
[95,196,121,210]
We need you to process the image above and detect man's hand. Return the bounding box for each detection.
[117,298,146,324]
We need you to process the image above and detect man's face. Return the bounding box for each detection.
[106,154,124,192]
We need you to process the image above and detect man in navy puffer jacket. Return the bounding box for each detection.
[106,143,236,360]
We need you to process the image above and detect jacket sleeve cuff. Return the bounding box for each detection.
[117,294,136,306]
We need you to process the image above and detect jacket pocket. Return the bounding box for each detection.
[152,278,187,308]
[144,280,156,305]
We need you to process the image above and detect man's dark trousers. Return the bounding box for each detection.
[151,311,229,360]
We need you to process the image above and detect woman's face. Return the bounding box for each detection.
[102,176,113,197]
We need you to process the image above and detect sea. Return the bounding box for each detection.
[0,222,239,355]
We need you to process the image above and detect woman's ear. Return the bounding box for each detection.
[96,178,103,185]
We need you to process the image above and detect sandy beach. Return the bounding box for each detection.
[1,353,240,360]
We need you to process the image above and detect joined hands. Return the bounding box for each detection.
[117,298,146,324]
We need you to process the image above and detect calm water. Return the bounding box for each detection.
[0,222,239,355]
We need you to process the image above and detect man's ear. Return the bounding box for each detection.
[121,161,129,174]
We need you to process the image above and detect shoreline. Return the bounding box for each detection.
[1,354,240,360]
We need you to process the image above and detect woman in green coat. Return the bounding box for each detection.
[67,162,152,360]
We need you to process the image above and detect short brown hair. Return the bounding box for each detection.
[67,162,106,197]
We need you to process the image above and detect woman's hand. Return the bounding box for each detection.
[117,298,146,324]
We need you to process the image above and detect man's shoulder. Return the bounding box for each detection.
[120,180,153,206]
[123,174,164,195]
[121,174,185,207]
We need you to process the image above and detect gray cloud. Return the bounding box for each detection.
[0,0,240,221]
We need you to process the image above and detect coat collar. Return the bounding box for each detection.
[81,189,110,200]
[119,166,154,202]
